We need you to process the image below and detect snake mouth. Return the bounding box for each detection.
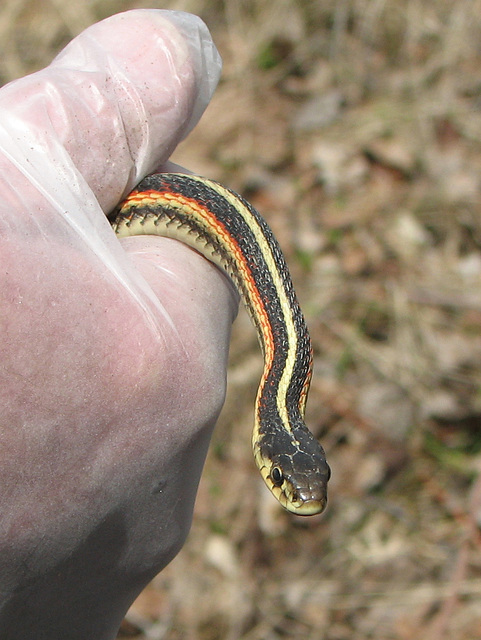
[288,497,327,516]
[284,486,328,516]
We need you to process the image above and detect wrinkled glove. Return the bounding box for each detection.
[0,10,237,639]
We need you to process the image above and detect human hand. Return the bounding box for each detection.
[0,10,236,639]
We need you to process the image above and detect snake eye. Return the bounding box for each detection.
[271,467,284,487]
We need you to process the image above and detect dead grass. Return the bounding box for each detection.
[3,1,481,639]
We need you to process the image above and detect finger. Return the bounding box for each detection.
[0,10,222,325]
[0,9,221,213]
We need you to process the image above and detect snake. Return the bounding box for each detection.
[112,173,330,516]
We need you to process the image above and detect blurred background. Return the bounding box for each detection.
[3,1,481,638]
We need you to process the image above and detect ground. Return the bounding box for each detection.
[3,1,481,639]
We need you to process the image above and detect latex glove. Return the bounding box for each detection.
[0,10,237,639]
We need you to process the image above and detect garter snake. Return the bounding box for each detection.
[112,173,330,516]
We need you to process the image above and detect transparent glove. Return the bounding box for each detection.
[0,10,237,639]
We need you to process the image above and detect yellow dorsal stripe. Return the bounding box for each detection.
[185,176,299,435]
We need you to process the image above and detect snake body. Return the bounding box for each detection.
[113,173,330,515]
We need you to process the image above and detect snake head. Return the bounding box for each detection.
[254,426,330,516]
